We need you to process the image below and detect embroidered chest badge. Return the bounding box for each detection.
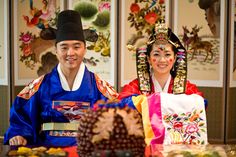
[48,101,90,137]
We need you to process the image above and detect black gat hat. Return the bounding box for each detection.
[56,10,85,43]
[40,10,98,43]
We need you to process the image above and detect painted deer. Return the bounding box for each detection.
[190,25,202,43]
[189,25,213,61]
[190,41,213,61]
[182,26,193,50]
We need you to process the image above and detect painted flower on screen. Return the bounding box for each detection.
[127,0,166,36]
[144,12,158,25]
[98,2,111,12]
[130,3,140,14]
[19,32,36,69]
[126,0,166,52]
[20,33,33,44]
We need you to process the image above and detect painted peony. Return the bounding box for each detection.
[130,3,140,14]
[22,44,32,57]
[20,32,33,44]
[144,12,158,25]
[159,0,165,4]
[98,2,110,12]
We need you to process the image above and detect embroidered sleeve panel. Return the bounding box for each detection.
[94,74,119,100]
[17,75,45,100]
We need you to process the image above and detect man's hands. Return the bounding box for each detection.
[9,136,27,146]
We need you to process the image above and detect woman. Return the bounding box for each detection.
[118,23,208,145]
[119,23,203,99]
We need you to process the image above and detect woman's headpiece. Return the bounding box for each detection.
[147,22,181,49]
[136,22,187,94]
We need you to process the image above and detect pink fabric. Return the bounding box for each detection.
[147,93,165,144]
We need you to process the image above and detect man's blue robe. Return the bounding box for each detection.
[4,65,117,146]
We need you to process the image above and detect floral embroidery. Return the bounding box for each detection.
[163,109,206,144]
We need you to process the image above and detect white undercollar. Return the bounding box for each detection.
[57,63,85,91]
[152,73,171,93]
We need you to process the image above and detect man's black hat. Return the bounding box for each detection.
[56,10,85,43]
[40,10,98,42]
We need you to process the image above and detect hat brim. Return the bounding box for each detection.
[40,27,98,42]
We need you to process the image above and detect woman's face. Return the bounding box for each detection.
[148,43,176,76]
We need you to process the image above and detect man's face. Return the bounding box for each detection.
[56,40,86,72]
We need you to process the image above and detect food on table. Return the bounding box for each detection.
[7,146,67,157]
[77,105,146,157]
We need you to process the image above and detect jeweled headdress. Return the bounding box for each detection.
[134,22,188,94]
[147,22,180,48]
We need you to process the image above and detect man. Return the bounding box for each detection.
[4,10,118,147]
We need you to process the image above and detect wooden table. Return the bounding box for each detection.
[0,145,10,157]
[1,143,236,157]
